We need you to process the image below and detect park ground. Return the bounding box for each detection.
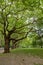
[0,48,43,65]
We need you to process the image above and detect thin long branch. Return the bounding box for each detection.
[9,22,33,36]
[6,15,9,31]
[16,23,33,29]
[6,7,28,17]
[10,27,33,42]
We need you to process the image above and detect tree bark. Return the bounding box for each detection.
[4,37,10,53]
[41,42,43,48]
[41,46,42,48]
[12,42,17,49]
[40,39,43,48]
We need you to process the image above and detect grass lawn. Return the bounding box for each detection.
[0,48,43,58]
[11,48,43,58]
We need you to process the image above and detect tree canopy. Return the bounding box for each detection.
[0,0,43,53]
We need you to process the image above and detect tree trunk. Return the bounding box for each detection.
[41,43,43,48]
[40,39,43,48]
[41,46,42,48]
[4,37,10,53]
[12,42,17,49]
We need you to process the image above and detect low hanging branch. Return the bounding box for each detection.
[10,27,33,43]
[8,22,33,36]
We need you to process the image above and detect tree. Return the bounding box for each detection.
[36,29,43,48]
[0,0,43,53]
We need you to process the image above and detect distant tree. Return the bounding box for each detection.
[36,29,43,48]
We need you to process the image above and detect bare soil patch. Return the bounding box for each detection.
[0,48,4,53]
[0,54,43,65]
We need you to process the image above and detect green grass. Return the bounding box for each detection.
[11,48,43,58]
[0,48,43,58]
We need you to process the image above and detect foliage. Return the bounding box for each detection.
[0,0,43,52]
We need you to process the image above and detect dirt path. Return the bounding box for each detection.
[0,54,43,65]
[0,48,4,53]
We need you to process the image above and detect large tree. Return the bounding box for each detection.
[0,0,43,53]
